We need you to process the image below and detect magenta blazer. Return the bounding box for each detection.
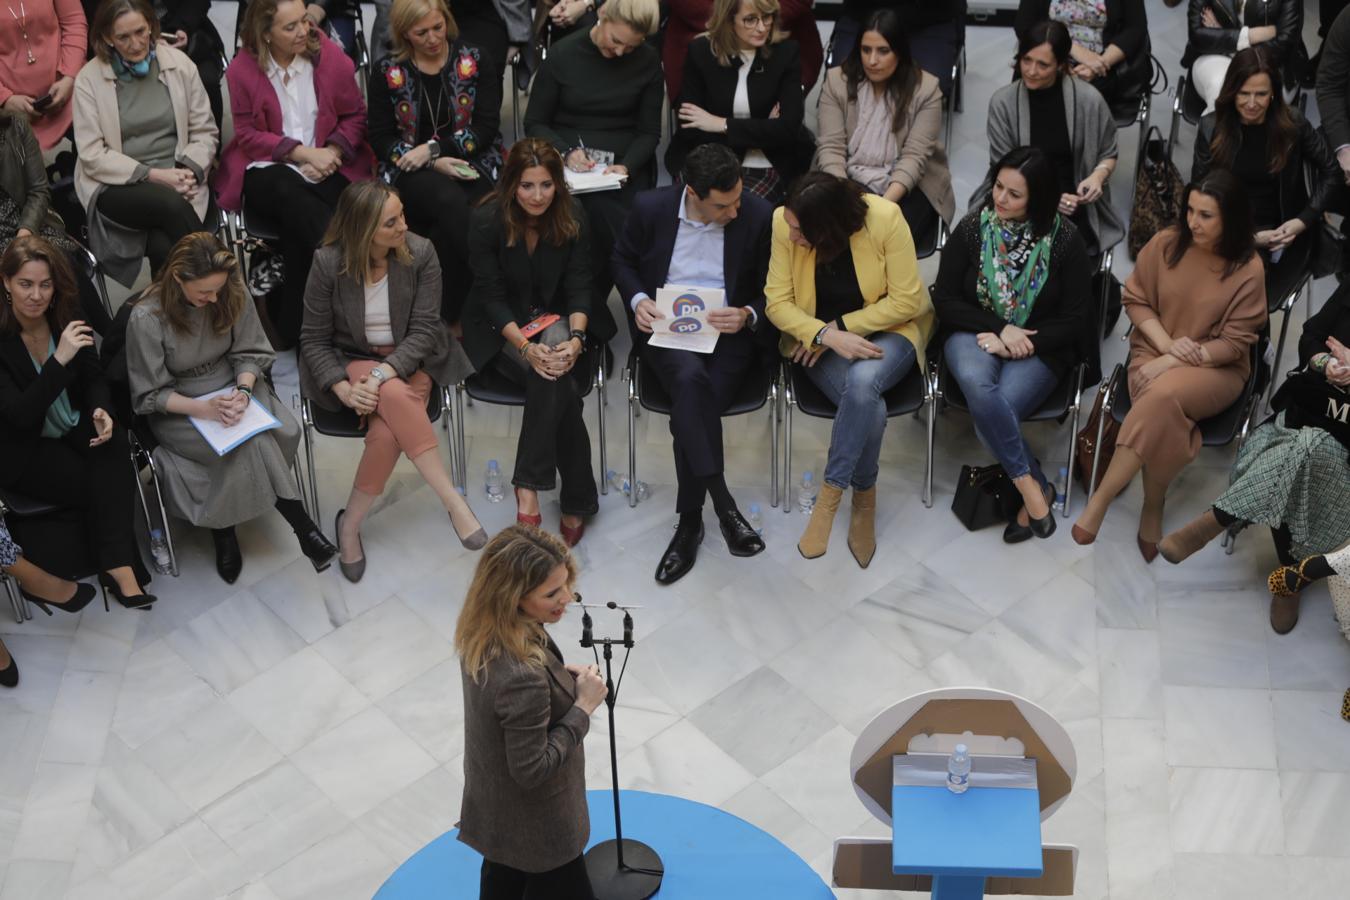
[214,33,374,211]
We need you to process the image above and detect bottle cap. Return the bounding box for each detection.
[488,459,499,469]
[804,471,813,482]
[954,743,968,754]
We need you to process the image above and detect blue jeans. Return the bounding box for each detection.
[943,332,1058,487]
[804,332,917,491]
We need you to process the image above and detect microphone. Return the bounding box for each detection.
[622,609,633,648]
[578,592,593,648]
[605,601,646,611]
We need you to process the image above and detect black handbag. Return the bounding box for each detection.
[1270,368,1350,455]
[951,463,1021,531]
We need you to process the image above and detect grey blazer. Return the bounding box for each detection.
[298,233,472,412]
[457,636,591,873]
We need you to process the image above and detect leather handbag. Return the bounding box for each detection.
[1270,368,1350,455]
[1075,382,1119,491]
[951,463,1020,531]
[1128,127,1185,259]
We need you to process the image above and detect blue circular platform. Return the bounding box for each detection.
[374,789,836,899]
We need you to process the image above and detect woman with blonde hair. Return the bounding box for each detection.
[454,524,606,899]
[667,0,807,202]
[300,180,484,583]
[127,232,334,584]
[368,0,503,323]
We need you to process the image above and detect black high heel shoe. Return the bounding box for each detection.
[18,582,97,616]
[294,524,337,572]
[97,574,155,611]
[0,648,16,688]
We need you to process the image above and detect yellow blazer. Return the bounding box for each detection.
[764,193,935,365]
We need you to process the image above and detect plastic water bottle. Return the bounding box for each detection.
[149,528,172,574]
[1053,467,1069,514]
[606,470,650,503]
[947,743,971,794]
[485,460,504,503]
[796,471,817,514]
[747,503,763,536]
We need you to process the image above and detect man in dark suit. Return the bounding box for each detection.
[612,144,772,585]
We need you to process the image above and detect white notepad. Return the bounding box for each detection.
[188,386,283,456]
[647,286,725,354]
[564,168,626,194]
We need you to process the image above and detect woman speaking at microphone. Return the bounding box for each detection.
[454,524,608,899]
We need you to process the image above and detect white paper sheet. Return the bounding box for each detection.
[188,386,283,456]
[646,286,725,354]
[564,168,626,194]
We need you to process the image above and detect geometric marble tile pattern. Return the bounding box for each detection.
[2,2,1348,897]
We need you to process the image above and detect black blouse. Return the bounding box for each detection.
[1028,83,1074,196]
[814,249,866,328]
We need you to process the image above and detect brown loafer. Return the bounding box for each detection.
[1270,592,1301,635]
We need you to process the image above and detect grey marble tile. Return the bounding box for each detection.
[922,526,1061,616]
[1265,586,1350,692]
[760,725,875,841]
[687,667,835,777]
[289,706,438,820]
[926,618,1080,708]
[1103,718,1174,900]
[703,568,849,664]
[1159,590,1271,689]
[1163,686,1278,769]
[227,647,368,755]
[249,557,354,645]
[356,764,462,863]
[846,565,990,669]
[617,718,756,807]
[11,763,97,862]
[110,639,217,751]
[721,781,831,871]
[999,570,1099,674]
[39,669,120,766]
[620,602,762,716]
[0,860,70,900]
[1285,856,1350,896]
[375,658,466,764]
[312,597,454,702]
[106,817,247,900]
[1280,771,1350,858]
[163,590,307,695]
[1168,767,1285,855]
[75,736,194,877]
[1099,627,1164,718]
[1271,690,1350,772]
[0,634,74,716]
[66,609,139,675]
[262,822,400,900]
[1170,853,1291,900]
[137,700,283,812]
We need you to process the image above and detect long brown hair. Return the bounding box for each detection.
[150,233,249,336]
[454,525,579,683]
[1209,47,1296,175]
[491,138,581,248]
[841,9,919,134]
[0,236,79,337]
[1164,170,1257,280]
[91,0,161,63]
[239,0,322,69]
[704,0,778,67]
[320,180,415,285]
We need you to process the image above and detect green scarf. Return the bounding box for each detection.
[975,208,1059,327]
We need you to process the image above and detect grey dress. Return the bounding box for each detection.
[125,294,301,529]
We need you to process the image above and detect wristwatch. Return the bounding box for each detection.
[569,329,587,351]
[426,139,441,161]
[369,367,388,384]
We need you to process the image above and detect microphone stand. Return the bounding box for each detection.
[580,600,664,900]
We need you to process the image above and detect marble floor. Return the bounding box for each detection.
[3,1,1350,898]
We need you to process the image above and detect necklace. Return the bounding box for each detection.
[7,3,34,65]
[417,67,452,142]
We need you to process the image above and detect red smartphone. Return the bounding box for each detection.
[31,92,52,113]
[520,313,560,339]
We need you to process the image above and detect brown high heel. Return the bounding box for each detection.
[1071,523,1097,545]
[1137,534,1159,564]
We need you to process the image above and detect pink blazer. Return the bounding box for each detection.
[214,33,374,211]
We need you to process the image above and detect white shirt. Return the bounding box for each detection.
[364,275,394,346]
[735,50,770,169]
[247,53,319,178]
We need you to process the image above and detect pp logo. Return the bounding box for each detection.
[670,317,702,333]
[671,294,706,316]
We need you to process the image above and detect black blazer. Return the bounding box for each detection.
[461,203,616,371]
[611,183,774,350]
[1182,0,1302,67]
[665,36,807,181]
[1016,0,1148,59]
[1193,109,1338,229]
[931,211,1094,382]
[0,333,110,480]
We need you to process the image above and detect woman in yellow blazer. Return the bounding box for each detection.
[765,172,934,566]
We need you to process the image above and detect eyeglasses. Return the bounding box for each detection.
[739,14,772,28]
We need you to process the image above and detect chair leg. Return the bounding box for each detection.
[783,394,794,515]
[1269,306,1293,400]
[441,387,460,492]
[770,380,780,509]
[626,372,638,510]
[5,575,22,624]
[923,388,935,509]
[301,419,321,532]
[455,386,469,495]
[596,367,608,497]
[1063,401,1080,519]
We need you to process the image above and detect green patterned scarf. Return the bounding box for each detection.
[975,208,1059,327]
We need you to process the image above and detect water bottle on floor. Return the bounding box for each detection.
[149,528,172,574]
[947,743,971,794]
[485,460,504,503]
[606,469,650,502]
[747,503,763,535]
[1053,467,1068,514]
[797,471,817,514]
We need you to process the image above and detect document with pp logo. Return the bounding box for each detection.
[647,285,725,354]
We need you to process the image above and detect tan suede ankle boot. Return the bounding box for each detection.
[1159,509,1226,564]
[797,483,844,559]
[847,486,877,568]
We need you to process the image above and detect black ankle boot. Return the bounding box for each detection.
[295,525,337,572]
[212,528,243,584]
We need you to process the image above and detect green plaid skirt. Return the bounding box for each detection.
[1216,412,1350,558]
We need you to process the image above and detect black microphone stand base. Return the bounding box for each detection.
[584,839,663,900]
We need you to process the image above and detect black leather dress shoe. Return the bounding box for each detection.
[212,528,243,584]
[655,521,704,585]
[295,526,338,573]
[719,510,765,557]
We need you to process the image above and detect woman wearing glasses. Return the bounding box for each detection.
[667,0,807,202]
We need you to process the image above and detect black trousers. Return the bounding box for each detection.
[394,167,494,323]
[899,190,938,246]
[10,418,137,574]
[243,165,349,345]
[95,181,204,276]
[644,336,756,514]
[577,187,635,315]
[479,854,595,900]
[489,335,599,517]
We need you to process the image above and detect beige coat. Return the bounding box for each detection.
[813,67,956,225]
[72,45,218,286]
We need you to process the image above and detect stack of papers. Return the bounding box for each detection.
[564,168,626,194]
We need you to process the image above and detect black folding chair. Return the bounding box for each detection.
[0,491,61,623]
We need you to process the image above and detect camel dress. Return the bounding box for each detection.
[1119,231,1267,483]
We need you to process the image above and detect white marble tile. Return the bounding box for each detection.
[846,565,990,669]
[289,706,438,820]
[163,590,307,695]
[106,818,246,900]
[248,557,354,645]
[1170,853,1291,900]
[922,527,1061,616]
[926,618,1081,709]
[1098,627,1163,718]
[760,726,875,841]
[75,736,194,876]
[138,700,284,812]
[0,634,74,716]
[356,764,462,863]
[0,860,69,900]
[1092,519,1159,629]
[617,718,756,807]
[1286,856,1350,896]
[110,639,217,751]
[1168,768,1285,855]
[721,781,831,871]
[1103,718,1174,900]
[1162,686,1278,769]
[66,609,139,675]
[11,763,97,862]
[312,597,454,702]
[1158,590,1271,689]
[1271,690,1350,772]
[686,667,834,777]
[262,823,400,900]
[375,658,466,764]
[1280,771,1350,858]
[999,570,1099,674]
[227,647,368,755]
[39,669,120,766]
[621,602,762,716]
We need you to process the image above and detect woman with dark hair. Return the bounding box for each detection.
[1183,0,1302,114]
[932,147,1092,543]
[764,172,934,565]
[128,232,335,584]
[814,8,956,239]
[462,138,607,546]
[1073,171,1268,559]
[72,0,218,287]
[1014,0,1151,106]
[973,19,1123,259]
[368,0,504,324]
[217,0,374,347]
[300,180,485,581]
[1160,283,1350,632]
[666,0,805,202]
[1193,47,1338,304]
[828,0,964,98]
[0,236,153,610]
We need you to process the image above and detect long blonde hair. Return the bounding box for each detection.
[320,180,414,285]
[151,233,248,336]
[454,526,578,683]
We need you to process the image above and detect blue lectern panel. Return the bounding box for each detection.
[891,785,1043,878]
